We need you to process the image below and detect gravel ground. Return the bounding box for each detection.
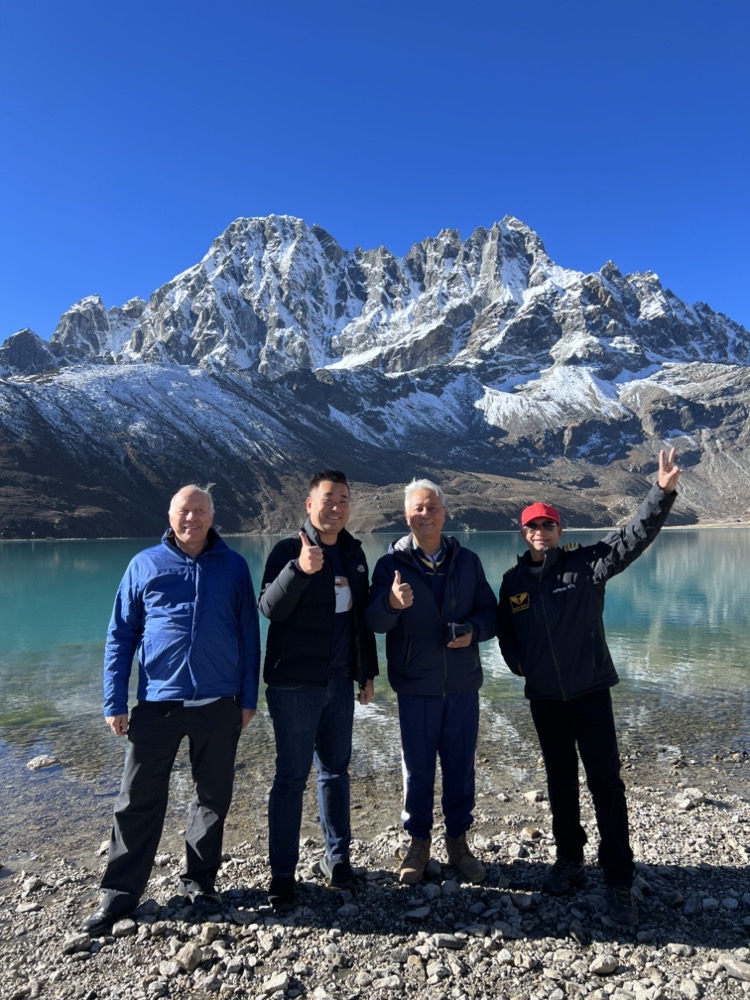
[1,750,748,1000]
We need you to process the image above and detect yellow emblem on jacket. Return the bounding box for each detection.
[510,592,530,613]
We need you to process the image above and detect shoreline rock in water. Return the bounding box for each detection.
[1,764,748,1000]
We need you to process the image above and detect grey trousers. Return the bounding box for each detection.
[100,697,242,913]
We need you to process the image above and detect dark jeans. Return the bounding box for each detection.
[530,687,634,887]
[266,675,355,877]
[397,690,479,841]
[100,698,242,913]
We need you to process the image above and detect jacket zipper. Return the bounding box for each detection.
[537,558,568,700]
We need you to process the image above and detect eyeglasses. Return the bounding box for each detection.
[523,520,557,532]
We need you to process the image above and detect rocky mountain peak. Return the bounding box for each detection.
[1,214,748,538]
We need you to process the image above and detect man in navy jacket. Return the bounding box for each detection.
[366,479,497,885]
[83,485,260,936]
[259,470,378,910]
[497,449,681,926]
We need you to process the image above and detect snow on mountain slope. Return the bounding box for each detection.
[1,214,749,537]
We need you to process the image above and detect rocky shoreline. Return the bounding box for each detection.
[1,753,748,1000]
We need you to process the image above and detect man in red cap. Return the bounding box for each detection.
[497,449,681,926]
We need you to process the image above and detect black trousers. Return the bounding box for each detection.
[529,687,634,888]
[100,698,242,912]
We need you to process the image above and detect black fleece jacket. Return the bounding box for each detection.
[497,484,676,701]
[259,517,378,688]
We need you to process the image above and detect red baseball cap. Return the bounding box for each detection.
[521,502,560,527]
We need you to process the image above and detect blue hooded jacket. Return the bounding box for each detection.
[103,528,260,716]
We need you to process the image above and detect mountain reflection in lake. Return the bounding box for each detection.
[1,528,748,860]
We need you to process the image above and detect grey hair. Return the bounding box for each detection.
[169,483,215,514]
[404,478,446,510]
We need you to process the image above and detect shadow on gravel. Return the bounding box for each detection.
[216,860,749,951]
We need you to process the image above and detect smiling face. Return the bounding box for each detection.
[405,489,446,553]
[169,487,214,556]
[306,479,351,544]
[521,518,563,562]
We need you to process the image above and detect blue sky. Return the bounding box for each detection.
[1,0,748,343]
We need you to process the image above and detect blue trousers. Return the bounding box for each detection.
[100,698,243,913]
[530,687,634,887]
[397,690,479,840]
[266,675,355,877]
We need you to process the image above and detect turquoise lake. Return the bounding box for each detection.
[1,529,748,862]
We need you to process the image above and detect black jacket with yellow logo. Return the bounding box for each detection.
[497,484,676,701]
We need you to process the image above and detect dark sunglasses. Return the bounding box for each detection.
[523,520,557,532]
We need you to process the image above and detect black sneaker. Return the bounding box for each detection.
[82,906,119,936]
[177,882,222,909]
[542,858,586,895]
[607,885,639,926]
[268,875,296,911]
[319,856,359,889]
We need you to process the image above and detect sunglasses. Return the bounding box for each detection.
[523,520,558,532]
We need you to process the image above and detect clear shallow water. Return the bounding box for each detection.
[1,529,748,861]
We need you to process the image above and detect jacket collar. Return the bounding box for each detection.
[519,544,562,573]
[302,516,357,551]
[391,533,460,559]
[163,526,222,557]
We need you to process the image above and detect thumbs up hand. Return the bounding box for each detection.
[388,569,414,610]
[298,532,324,574]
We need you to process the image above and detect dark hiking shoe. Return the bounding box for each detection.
[82,906,118,936]
[177,882,222,908]
[607,885,639,926]
[268,876,296,911]
[82,905,133,936]
[542,858,586,895]
[319,856,359,889]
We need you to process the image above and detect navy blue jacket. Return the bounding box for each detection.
[259,518,378,688]
[497,484,676,701]
[104,529,261,716]
[366,534,497,697]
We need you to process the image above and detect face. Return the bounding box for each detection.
[306,480,351,541]
[405,489,446,543]
[169,488,214,554]
[521,517,562,560]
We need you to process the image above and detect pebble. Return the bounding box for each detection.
[1,763,749,999]
[25,754,59,771]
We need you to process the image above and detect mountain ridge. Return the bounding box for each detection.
[1,214,748,539]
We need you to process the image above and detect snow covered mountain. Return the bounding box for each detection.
[1,215,748,538]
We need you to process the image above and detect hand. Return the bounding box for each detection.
[106,714,129,736]
[658,447,682,494]
[447,631,473,649]
[241,708,256,729]
[388,570,413,610]
[358,679,374,705]
[298,532,324,574]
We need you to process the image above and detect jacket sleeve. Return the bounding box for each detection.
[258,537,312,621]
[365,554,403,634]
[464,553,497,642]
[103,562,143,717]
[496,574,524,676]
[238,562,261,710]
[590,483,677,584]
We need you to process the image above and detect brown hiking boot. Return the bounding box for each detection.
[445,833,486,883]
[399,836,431,884]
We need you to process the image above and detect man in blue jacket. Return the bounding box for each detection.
[259,470,378,911]
[82,485,260,936]
[497,449,681,927]
[366,479,497,885]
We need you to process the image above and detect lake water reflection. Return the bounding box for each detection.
[1,528,748,859]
